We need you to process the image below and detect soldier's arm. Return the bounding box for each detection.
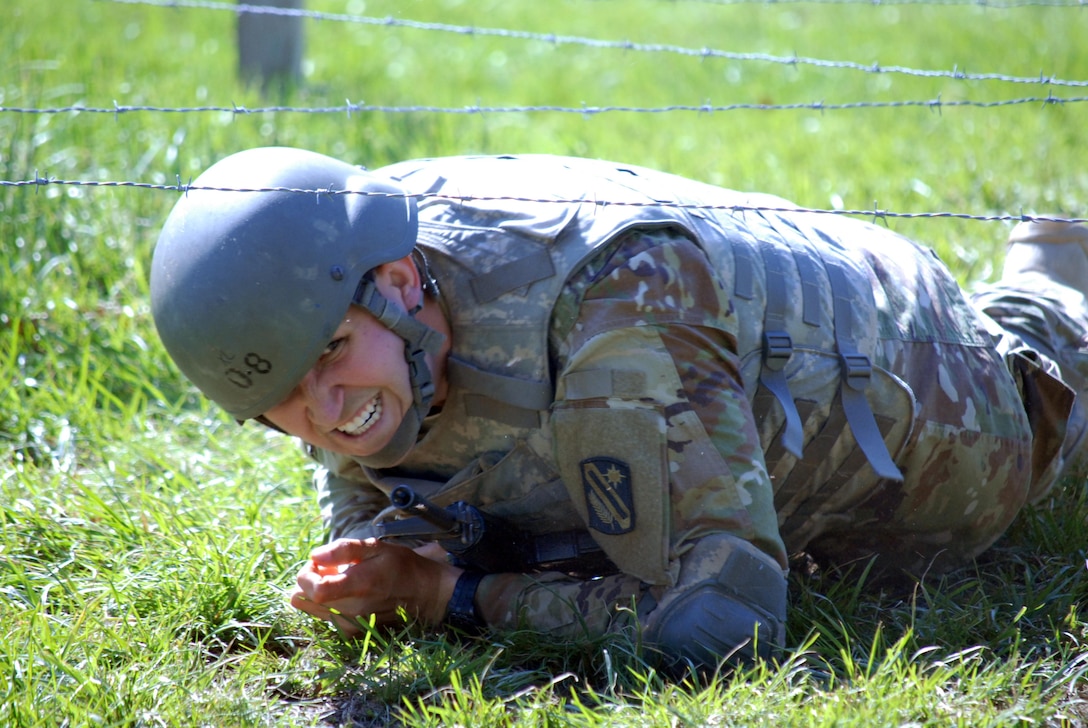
[475,229,788,669]
[473,321,783,641]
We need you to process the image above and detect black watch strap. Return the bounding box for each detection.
[443,570,485,633]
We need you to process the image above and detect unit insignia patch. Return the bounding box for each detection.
[580,457,635,535]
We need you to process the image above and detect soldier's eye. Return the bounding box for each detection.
[323,338,344,357]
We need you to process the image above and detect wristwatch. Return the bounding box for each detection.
[443,569,485,633]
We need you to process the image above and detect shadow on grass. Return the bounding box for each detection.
[787,478,1087,656]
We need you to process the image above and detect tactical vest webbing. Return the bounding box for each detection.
[370,155,909,518]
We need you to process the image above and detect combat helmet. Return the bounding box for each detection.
[151,146,442,466]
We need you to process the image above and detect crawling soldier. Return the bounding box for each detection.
[150,148,1088,673]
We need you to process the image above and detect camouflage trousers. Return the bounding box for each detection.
[973,278,1088,482]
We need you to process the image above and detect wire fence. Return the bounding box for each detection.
[3,0,1086,224]
[661,0,1086,6]
[106,0,1088,88]
[3,94,1086,117]
[4,177,1085,226]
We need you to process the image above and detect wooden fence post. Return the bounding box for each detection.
[237,0,305,94]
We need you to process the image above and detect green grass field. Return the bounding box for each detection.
[3,0,1088,724]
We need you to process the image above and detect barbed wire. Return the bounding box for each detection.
[103,0,1088,88]
[656,0,1085,6]
[16,1,1077,233]
[3,93,1086,117]
[4,175,1085,226]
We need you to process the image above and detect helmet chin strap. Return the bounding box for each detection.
[349,276,446,469]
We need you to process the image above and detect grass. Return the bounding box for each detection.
[2,0,1088,724]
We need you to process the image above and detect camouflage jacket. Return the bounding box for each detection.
[309,155,1065,637]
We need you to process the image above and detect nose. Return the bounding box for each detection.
[297,368,342,428]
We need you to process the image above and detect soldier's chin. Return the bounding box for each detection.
[352,408,422,468]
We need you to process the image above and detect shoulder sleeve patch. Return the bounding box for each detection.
[581,457,635,535]
[553,402,671,585]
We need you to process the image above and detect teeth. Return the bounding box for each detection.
[338,396,382,436]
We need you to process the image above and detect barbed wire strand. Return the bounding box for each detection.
[3,93,1086,117]
[16,2,1076,230]
[101,0,1088,88]
[4,176,1085,226]
[645,0,1086,7]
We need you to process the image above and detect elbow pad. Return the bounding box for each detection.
[642,535,787,674]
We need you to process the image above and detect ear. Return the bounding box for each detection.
[372,255,423,312]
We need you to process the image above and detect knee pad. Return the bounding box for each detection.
[642,537,787,673]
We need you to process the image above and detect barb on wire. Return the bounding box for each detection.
[3,95,1087,117]
[3,175,1086,226]
[101,0,1088,89]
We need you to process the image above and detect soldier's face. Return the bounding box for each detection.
[262,273,415,458]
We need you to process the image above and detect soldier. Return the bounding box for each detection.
[150,147,1088,674]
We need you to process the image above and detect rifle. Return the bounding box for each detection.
[371,485,614,576]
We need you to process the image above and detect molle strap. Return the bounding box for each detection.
[775,402,895,529]
[470,249,556,303]
[448,356,552,429]
[760,214,822,327]
[791,242,823,327]
[763,398,824,518]
[779,409,876,535]
[562,368,648,400]
[823,258,904,482]
[756,232,804,459]
[731,235,757,301]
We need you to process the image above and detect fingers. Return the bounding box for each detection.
[289,588,327,617]
[289,540,462,629]
[291,541,403,621]
[308,537,380,568]
[290,589,363,637]
[296,559,354,604]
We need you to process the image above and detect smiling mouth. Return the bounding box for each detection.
[337,395,382,436]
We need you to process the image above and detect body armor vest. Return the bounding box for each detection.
[358,155,932,545]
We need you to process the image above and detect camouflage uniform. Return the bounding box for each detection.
[309,155,1082,643]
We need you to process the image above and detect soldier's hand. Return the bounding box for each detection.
[289,538,461,635]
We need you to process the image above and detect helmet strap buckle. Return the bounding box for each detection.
[353,274,445,414]
[408,346,436,409]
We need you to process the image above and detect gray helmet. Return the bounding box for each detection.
[150,146,420,422]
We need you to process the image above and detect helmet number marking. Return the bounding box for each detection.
[226,352,273,388]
